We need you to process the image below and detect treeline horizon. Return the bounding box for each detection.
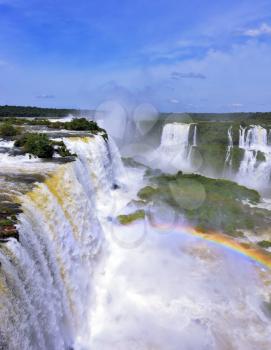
[0,105,271,123]
[0,105,94,119]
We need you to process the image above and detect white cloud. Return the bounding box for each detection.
[230,103,244,108]
[2,39,271,112]
[171,71,206,80]
[169,99,180,104]
[36,94,55,99]
[243,23,271,37]
[144,40,271,112]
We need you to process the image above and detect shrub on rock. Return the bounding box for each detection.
[0,122,19,137]
[16,133,54,158]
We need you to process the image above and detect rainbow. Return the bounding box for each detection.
[150,220,271,270]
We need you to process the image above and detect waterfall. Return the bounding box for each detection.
[193,124,197,147]
[151,123,196,173]
[160,123,191,149]
[0,135,123,350]
[239,126,246,148]
[236,125,271,190]
[224,126,233,172]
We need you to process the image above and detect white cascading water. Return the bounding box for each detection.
[0,134,124,350]
[193,125,197,147]
[225,126,233,165]
[223,126,234,177]
[236,125,271,190]
[150,123,197,173]
[1,132,271,350]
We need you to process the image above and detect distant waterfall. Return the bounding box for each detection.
[239,126,246,148]
[152,123,197,172]
[0,135,123,350]
[224,126,233,175]
[236,125,271,190]
[193,125,197,147]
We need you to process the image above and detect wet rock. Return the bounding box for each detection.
[0,201,20,242]
[45,156,76,164]
[66,346,74,350]
[112,183,120,190]
[0,147,10,154]
[0,225,19,241]
[0,203,22,215]
[8,147,26,156]
[3,173,46,184]
[262,301,271,319]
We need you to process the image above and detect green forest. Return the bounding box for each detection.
[0,105,93,119]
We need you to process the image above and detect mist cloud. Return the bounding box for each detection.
[171,71,207,80]
[36,94,55,99]
[243,23,271,37]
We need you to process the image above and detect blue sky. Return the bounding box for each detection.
[1,0,271,112]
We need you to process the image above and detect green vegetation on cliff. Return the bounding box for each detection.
[0,122,20,137]
[194,123,244,174]
[1,117,107,136]
[138,172,269,236]
[15,133,74,158]
[160,112,271,126]
[118,210,145,225]
[15,133,55,158]
[257,240,271,249]
[2,116,107,158]
[0,105,107,138]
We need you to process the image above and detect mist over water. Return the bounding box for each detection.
[89,216,271,350]
[85,121,271,348]
[0,111,271,349]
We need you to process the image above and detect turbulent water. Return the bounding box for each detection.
[0,135,125,349]
[89,223,271,350]
[0,131,271,349]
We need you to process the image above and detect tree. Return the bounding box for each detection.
[0,122,18,137]
[22,133,54,158]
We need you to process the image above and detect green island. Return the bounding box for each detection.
[117,209,146,225]
[257,240,271,249]
[136,171,271,238]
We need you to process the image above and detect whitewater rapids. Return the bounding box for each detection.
[0,134,271,349]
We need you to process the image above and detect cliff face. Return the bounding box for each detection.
[0,134,124,350]
[137,119,271,193]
